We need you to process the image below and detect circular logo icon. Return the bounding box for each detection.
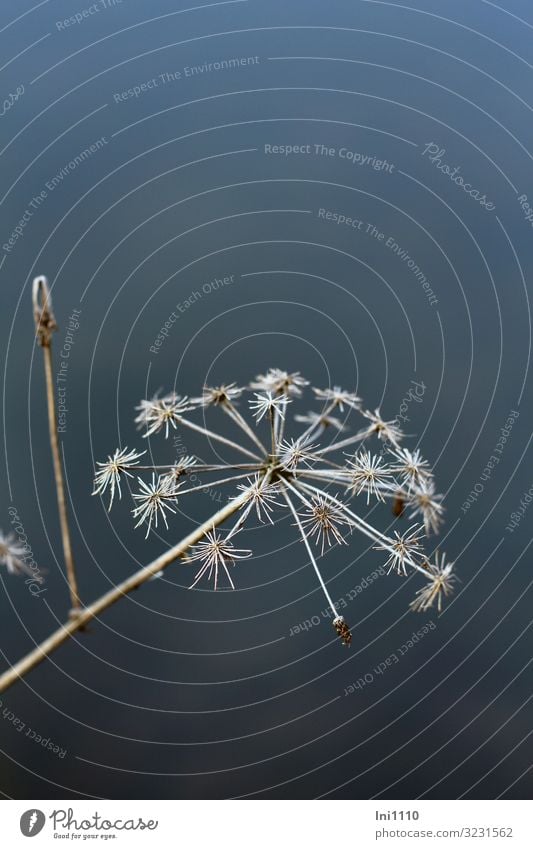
[20,810,46,837]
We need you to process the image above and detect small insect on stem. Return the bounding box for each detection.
[333,616,352,646]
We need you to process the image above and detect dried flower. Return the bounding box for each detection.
[132,473,181,537]
[299,494,353,553]
[359,408,404,445]
[313,386,361,411]
[249,391,290,422]
[375,524,425,576]
[390,447,432,492]
[139,393,195,438]
[279,437,319,470]
[409,480,444,534]
[0,531,31,577]
[251,368,308,396]
[96,369,456,637]
[345,450,393,503]
[195,383,244,407]
[410,553,456,612]
[235,475,282,522]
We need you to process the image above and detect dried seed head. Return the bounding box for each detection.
[92,447,146,510]
[251,368,308,397]
[195,383,244,406]
[299,494,353,553]
[0,531,33,577]
[132,473,181,537]
[345,449,393,503]
[236,475,282,522]
[279,437,319,470]
[249,391,290,422]
[188,529,252,590]
[359,408,404,445]
[375,523,425,576]
[313,386,361,411]
[408,480,444,534]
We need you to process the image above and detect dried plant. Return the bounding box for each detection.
[0,283,457,694]
[93,368,456,645]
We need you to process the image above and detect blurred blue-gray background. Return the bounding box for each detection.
[0,0,531,799]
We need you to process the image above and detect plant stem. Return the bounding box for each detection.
[173,415,262,462]
[33,277,80,615]
[282,486,339,619]
[0,486,252,694]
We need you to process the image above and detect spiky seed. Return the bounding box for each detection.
[251,369,308,397]
[299,494,353,553]
[408,480,444,534]
[359,408,404,444]
[410,553,456,612]
[249,391,290,422]
[313,386,361,411]
[390,447,432,492]
[375,523,425,576]
[132,473,181,537]
[345,450,393,503]
[138,393,195,438]
[0,531,33,577]
[195,383,244,407]
[235,475,282,523]
[279,437,319,470]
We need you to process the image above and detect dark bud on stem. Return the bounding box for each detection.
[392,493,405,518]
[333,616,352,646]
